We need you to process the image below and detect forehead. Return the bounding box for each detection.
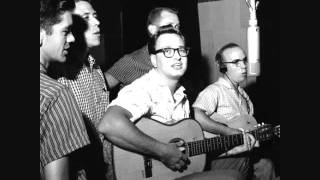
[223,47,245,61]
[74,1,95,15]
[156,33,184,48]
[155,11,179,26]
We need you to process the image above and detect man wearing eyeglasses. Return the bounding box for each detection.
[98,30,249,180]
[192,43,278,180]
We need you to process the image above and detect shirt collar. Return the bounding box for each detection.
[88,55,96,67]
[148,69,187,99]
[217,76,247,97]
[216,77,234,89]
[40,63,47,74]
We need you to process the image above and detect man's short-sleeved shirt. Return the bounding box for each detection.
[40,68,90,176]
[58,55,109,129]
[57,55,114,180]
[107,45,153,87]
[192,77,254,122]
[108,69,190,124]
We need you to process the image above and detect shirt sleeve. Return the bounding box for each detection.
[192,85,219,116]
[106,46,153,86]
[107,54,137,85]
[108,84,151,122]
[40,87,90,168]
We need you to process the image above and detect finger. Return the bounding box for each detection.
[247,133,256,149]
[242,132,249,149]
[181,153,188,161]
[185,158,190,165]
[176,140,184,147]
[170,164,178,172]
[178,160,187,172]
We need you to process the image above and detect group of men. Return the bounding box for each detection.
[40,0,279,180]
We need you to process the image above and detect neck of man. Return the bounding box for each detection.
[224,73,239,88]
[159,74,180,95]
[167,79,180,95]
[40,56,49,70]
[154,69,181,94]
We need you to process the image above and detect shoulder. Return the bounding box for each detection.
[40,73,69,100]
[200,83,222,94]
[40,73,76,117]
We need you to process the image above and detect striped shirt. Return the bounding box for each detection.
[40,66,90,177]
[107,45,153,87]
[108,69,190,124]
[57,55,113,180]
[192,77,254,177]
[192,77,254,122]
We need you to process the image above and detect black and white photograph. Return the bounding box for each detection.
[40,0,280,179]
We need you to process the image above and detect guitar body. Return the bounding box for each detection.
[113,118,206,180]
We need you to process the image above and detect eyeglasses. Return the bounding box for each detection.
[153,47,190,58]
[223,57,247,67]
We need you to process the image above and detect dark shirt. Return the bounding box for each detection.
[107,45,153,87]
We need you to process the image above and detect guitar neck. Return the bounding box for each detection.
[187,133,243,156]
[187,127,275,157]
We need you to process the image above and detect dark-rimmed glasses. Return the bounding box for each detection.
[153,47,190,58]
[223,57,247,67]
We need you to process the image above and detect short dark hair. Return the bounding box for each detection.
[215,42,240,73]
[40,0,75,34]
[146,7,179,37]
[148,26,185,54]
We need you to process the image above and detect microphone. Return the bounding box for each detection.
[246,0,260,76]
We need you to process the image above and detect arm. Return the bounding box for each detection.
[44,156,69,180]
[104,72,120,89]
[98,105,188,171]
[193,107,241,136]
[193,108,256,156]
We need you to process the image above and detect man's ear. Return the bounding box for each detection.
[150,54,157,68]
[147,24,158,36]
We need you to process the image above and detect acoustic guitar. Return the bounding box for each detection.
[113,116,280,180]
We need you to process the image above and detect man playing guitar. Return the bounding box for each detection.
[193,43,278,180]
[98,29,256,180]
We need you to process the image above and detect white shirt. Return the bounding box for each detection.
[108,69,190,124]
[192,77,254,123]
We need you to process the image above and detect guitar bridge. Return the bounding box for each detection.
[143,156,152,178]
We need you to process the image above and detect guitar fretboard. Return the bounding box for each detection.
[188,134,243,156]
[187,126,276,157]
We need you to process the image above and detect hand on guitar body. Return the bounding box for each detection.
[158,140,190,172]
[98,106,192,176]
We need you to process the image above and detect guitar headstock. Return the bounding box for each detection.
[274,125,280,138]
[252,123,280,141]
